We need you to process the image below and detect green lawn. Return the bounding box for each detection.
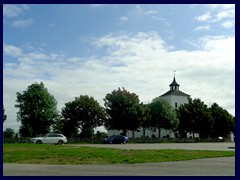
[3,143,235,165]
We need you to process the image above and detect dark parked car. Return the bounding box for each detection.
[103,135,129,144]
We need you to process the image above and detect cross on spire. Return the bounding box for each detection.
[169,70,179,91]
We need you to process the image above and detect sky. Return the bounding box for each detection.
[3,4,235,133]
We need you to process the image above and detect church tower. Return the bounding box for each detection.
[169,76,179,91]
[160,73,190,108]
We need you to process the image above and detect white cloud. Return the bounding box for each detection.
[194,4,235,27]
[89,4,105,9]
[25,52,48,60]
[3,4,24,18]
[151,16,171,28]
[134,5,158,15]
[3,44,23,57]
[3,32,235,133]
[120,16,128,22]
[195,13,211,22]
[201,36,234,53]
[11,18,33,29]
[3,4,32,29]
[222,21,235,29]
[193,25,210,31]
[215,9,235,21]
[207,4,235,10]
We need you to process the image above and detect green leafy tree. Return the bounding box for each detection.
[104,87,144,135]
[15,82,58,137]
[3,105,7,123]
[210,103,235,138]
[141,103,151,129]
[61,95,106,138]
[51,115,64,133]
[177,98,213,138]
[95,131,108,139]
[175,105,189,138]
[3,128,15,138]
[147,98,179,138]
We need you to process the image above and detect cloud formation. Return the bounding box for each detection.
[3,31,235,132]
[120,16,128,22]
[3,4,235,133]
[3,4,27,18]
[11,18,33,29]
[193,4,235,32]
[3,4,32,29]
[195,13,211,22]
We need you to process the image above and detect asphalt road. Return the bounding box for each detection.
[3,142,235,176]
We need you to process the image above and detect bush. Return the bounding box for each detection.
[128,136,231,143]
[3,137,31,143]
[3,136,231,144]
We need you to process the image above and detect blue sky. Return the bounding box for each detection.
[3,4,235,132]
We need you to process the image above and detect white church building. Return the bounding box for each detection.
[160,75,190,109]
[108,75,190,138]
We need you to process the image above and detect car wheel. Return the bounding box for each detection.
[58,139,64,145]
[36,140,42,144]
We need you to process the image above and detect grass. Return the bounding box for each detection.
[3,143,235,165]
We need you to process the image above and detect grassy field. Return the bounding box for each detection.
[3,143,235,165]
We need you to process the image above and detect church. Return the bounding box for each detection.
[160,75,190,109]
[108,75,190,138]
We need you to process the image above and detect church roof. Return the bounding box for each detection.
[160,90,190,97]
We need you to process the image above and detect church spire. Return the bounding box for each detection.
[169,71,180,91]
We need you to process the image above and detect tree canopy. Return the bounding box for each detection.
[104,87,144,134]
[10,82,234,140]
[210,103,235,138]
[176,98,213,138]
[3,128,15,138]
[147,97,179,138]
[15,82,58,137]
[61,95,106,138]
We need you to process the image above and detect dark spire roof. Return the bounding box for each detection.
[169,76,179,87]
[160,73,190,97]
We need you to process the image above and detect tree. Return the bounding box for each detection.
[15,82,58,137]
[3,128,15,138]
[61,95,106,138]
[176,98,213,138]
[3,105,7,123]
[210,103,235,138]
[51,115,64,133]
[147,98,179,138]
[103,87,144,135]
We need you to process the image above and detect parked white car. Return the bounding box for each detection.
[30,134,67,144]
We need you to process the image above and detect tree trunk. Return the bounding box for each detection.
[122,129,127,136]
[158,128,161,138]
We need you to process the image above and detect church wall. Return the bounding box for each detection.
[171,95,189,108]
[161,95,188,108]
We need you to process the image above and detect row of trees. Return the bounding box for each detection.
[4,82,235,139]
[177,98,235,138]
